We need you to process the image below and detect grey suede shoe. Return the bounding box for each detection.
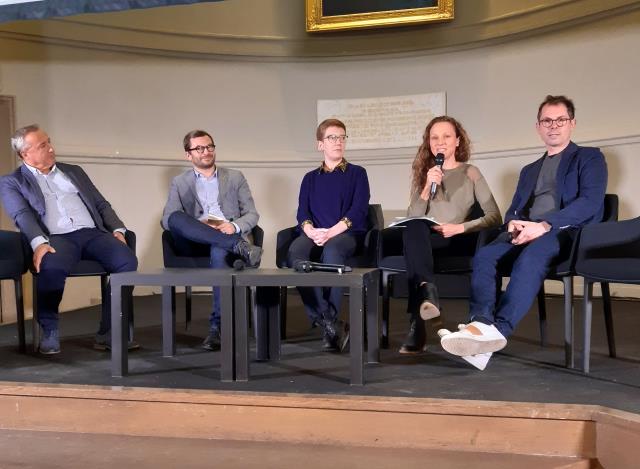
[39,329,61,355]
[234,240,262,267]
[94,332,140,351]
[202,328,221,351]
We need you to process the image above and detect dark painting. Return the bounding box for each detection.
[323,0,438,17]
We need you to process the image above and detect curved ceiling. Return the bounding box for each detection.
[0,0,639,58]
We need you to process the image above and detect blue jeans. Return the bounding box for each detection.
[167,211,241,330]
[288,232,362,324]
[37,228,138,333]
[469,229,574,337]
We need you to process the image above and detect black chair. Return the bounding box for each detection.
[28,230,137,350]
[575,214,638,373]
[162,225,264,328]
[489,194,618,368]
[0,230,29,352]
[275,204,384,338]
[376,201,489,348]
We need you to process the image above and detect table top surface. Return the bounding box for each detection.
[234,267,379,287]
[110,268,235,286]
[109,267,379,287]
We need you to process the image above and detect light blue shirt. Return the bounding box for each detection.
[194,169,239,233]
[24,163,123,249]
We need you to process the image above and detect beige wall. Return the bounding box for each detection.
[0,10,639,312]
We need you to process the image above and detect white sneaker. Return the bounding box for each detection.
[440,321,507,357]
[438,326,493,371]
[462,352,492,371]
[437,323,472,338]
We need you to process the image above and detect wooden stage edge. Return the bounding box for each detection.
[0,381,638,467]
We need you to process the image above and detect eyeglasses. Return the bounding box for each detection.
[538,117,572,128]
[188,144,216,154]
[324,135,348,143]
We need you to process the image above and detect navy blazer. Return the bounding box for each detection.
[0,162,125,244]
[504,142,607,229]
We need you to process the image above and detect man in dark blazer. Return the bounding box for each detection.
[439,95,608,370]
[0,124,138,354]
[162,129,261,351]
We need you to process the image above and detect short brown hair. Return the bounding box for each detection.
[316,118,346,141]
[183,130,214,152]
[537,95,575,120]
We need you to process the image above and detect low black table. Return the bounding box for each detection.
[233,268,380,386]
[109,268,234,381]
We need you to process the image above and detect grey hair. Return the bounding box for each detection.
[11,124,41,157]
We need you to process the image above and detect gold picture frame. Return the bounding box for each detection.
[306,0,454,33]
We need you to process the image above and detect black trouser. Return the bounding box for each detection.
[288,232,363,324]
[402,219,476,317]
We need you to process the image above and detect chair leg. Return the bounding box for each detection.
[100,275,109,331]
[381,271,391,349]
[124,285,134,340]
[562,276,574,368]
[601,282,616,358]
[536,285,547,347]
[32,275,39,352]
[250,287,257,336]
[170,286,177,331]
[15,277,25,353]
[583,281,594,373]
[185,286,192,329]
[279,286,287,340]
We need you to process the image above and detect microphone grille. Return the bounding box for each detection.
[293,260,311,272]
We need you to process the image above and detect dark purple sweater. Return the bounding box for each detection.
[296,163,370,233]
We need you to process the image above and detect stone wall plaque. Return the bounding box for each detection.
[317,92,446,150]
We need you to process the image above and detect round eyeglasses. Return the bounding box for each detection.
[538,117,572,128]
[188,144,216,154]
[324,135,348,143]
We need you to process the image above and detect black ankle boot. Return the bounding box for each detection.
[320,318,339,352]
[399,315,426,354]
[418,283,440,321]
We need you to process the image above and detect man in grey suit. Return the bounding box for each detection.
[0,124,138,354]
[162,129,261,350]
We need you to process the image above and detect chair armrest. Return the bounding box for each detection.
[378,227,405,262]
[475,226,503,250]
[161,230,179,266]
[124,230,136,254]
[0,230,28,274]
[577,218,640,259]
[276,226,298,268]
[360,228,380,268]
[252,225,265,248]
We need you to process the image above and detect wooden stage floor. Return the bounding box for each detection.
[0,292,638,467]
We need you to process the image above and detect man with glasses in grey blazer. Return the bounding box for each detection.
[162,129,261,351]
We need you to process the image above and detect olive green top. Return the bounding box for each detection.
[407,163,502,233]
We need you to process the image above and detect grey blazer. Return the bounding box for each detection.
[0,162,125,244]
[161,166,259,236]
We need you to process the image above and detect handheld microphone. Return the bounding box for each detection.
[430,153,445,200]
[293,260,353,274]
[232,259,246,271]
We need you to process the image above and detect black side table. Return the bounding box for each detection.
[234,268,380,385]
[109,268,234,380]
